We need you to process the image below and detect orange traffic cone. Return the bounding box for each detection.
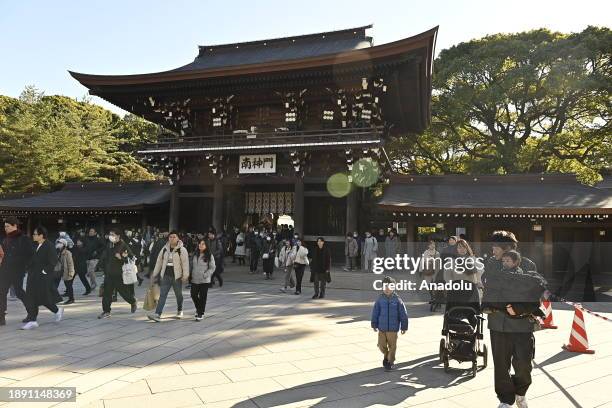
[562,306,595,354]
[541,300,558,329]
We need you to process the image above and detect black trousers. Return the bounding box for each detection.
[294,264,306,293]
[190,283,209,316]
[0,273,27,315]
[25,276,59,321]
[313,276,326,297]
[249,250,260,272]
[75,268,92,292]
[64,279,74,300]
[211,262,224,286]
[102,274,136,313]
[490,330,535,405]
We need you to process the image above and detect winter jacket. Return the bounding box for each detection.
[278,246,294,268]
[0,230,33,280]
[149,238,166,268]
[362,236,378,261]
[261,239,276,260]
[190,253,216,284]
[371,293,408,332]
[98,240,133,277]
[71,246,88,276]
[59,248,76,281]
[207,238,223,261]
[235,233,246,257]
[345,237,358,257]
[310,245,331,276]
[26,240,60,307]
[483,256,547,333]
[292,245,309,265]
[83,235,105,260]
[152,241,190,283]
[385,236,401,258]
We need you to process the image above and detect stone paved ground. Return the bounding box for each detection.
[0,265,610,408]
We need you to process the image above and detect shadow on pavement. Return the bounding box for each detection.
[231,354,476,408]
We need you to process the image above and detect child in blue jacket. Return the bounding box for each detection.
[371,276,408,370]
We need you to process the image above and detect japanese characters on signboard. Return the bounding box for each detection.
[239,154,276,174]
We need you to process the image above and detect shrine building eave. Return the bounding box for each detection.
[69,26,436,86]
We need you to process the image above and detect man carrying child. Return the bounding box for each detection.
[482,231,547,408]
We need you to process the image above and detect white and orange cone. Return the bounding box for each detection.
[562,306,595,354]
[541,299,558,329]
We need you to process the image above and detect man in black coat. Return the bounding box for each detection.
[482,230,547,408]
[22,225,63,329]
[0,216,33,325]
[310,237,331,299]
[97,229,137,319]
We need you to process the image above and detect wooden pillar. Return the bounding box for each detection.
[26,216,32,236]
[98,217,105,236]
[405,217,415,256]
[543,221,553,278]
[294,178,304,237]
[169,185,179,231]
[346,187,358,235]
[141,212,148,234]
[212,180,224,232]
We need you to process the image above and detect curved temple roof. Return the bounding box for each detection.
[69,25,437,86]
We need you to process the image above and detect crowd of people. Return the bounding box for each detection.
[0,216,548,408]
[371,230,548,408]
[0,218,338,327]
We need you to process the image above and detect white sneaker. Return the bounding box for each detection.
[55,307,64,322]
[147,313,161,322]
[516,395,528,408]
[21,321,39,330]
[497,403,513,408]
[176,311,183,319]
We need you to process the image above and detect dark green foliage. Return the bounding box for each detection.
[0,87,160,193]
[388,26,611,184]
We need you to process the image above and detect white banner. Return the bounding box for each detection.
[239,154,276,174]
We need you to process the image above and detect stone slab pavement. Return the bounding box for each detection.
[0,264,610,408]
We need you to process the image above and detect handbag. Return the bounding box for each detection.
[262,253,269,259]
[143,286,157,311]
[274,256,280,268]
[326,271,332,283]
[122,257,138,285]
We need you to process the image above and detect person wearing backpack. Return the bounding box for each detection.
[147,231,189,322]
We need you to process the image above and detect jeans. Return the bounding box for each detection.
[345,256,357,270]
[155,272,183,316]
[249,250,260,272]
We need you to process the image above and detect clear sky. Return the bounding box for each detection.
[1,0,609,115]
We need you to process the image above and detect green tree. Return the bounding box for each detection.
[0,92,159,193]
[388,26,611,184]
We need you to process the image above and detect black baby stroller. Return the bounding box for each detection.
[439,280,487,377]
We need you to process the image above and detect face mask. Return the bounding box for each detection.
[296,241,301,246]
[294,235,298,239]
[266,237,271,241]
[353,234,358,238]
[255,232,259,236]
